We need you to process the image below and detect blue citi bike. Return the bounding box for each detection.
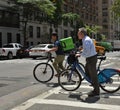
[58,51,120,93]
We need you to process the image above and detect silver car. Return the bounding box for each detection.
[29,44,56,59]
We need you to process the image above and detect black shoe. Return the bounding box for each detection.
[88,91,100,97]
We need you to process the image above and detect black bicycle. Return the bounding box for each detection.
[33,52,85,83]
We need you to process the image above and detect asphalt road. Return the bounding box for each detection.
[0,51,120,110]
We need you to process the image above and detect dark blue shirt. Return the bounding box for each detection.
[54,40,64,55]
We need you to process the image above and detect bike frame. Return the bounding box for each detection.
[71,61,92,83]
[70,56,118,84]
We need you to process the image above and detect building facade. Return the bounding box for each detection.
[97,0,120,40]
[0,0,119,47]
[0,0,22,47]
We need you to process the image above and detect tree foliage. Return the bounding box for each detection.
[111,0,120,19]
[62,12,80,22]
[17,0,56,17]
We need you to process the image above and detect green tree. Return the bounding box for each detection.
[49,0,81,39]
[111,0,120,19]
[85,25,102,40]
[111,0,120,40]
[16,0,56,46]
[62,12,80,38]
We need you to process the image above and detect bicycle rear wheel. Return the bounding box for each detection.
[58,69,82,91]
[100,69,120,93]
[33,63,54,83]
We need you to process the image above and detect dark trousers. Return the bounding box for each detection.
[85,55,100,94]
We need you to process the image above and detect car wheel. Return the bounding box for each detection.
[7,52,13,59]
[32,57,37,59]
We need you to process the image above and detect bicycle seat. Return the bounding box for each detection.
[97,56,106,60]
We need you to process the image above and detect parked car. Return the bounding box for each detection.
[29,44,56,59]
[16,46,33,58]
[0,43,23,59]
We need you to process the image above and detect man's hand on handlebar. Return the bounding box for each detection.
[75,53,81,57]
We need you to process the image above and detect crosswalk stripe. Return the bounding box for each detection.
[62,85,120,91]
[11,84,120,110]
[28,99,120,110]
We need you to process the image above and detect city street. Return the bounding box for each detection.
[0,51,120,110]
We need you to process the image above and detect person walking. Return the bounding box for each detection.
[47,32,65,77]
[77,27,100,97]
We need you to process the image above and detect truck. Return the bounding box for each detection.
[0,43,23,59]
[98,41,113,52]
[111,40,120,51]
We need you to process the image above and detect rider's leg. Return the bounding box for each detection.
[58,55,65,71]
[53,56,59,74]
[53,55,65,75]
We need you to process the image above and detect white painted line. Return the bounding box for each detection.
[59,90,120,99]
[12,102,35,110]
[63,85,119,90]
[29,99,120,110]
[11,85,120,110]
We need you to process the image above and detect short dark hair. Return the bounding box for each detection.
[52,32,58,36]
[51,32,58,39]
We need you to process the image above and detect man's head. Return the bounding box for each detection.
[78,27,87,40]
[51,32,58,41]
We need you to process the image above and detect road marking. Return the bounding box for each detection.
[28,99,120,110]
[11,84,120,110]
[12,102,34,110]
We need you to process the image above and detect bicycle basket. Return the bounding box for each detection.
[67,53,76,64]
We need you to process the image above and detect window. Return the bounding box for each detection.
[16,33,21,43]
[37,27,41,38]
[102,0,108,4]
[3,44,13,48]
[0,10,19,28]
[64,30,68,38]
[102,12,108,16]
[102,18,108,23]
[103,25,108,29]
[70,31,74,37]
[29,26,33,38]
[0,32,2,47]
[7,33,12,43]
[63,20,68,26]
[64,4,68,12]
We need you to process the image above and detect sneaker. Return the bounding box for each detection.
[88,91,100,97]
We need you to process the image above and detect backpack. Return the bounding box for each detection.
[60,37,75,53]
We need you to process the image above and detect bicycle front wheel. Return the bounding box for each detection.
[58,69,82,91]
[33,63,54,83]
[100,69,120,93]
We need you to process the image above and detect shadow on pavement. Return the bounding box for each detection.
[68,93,100,103]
